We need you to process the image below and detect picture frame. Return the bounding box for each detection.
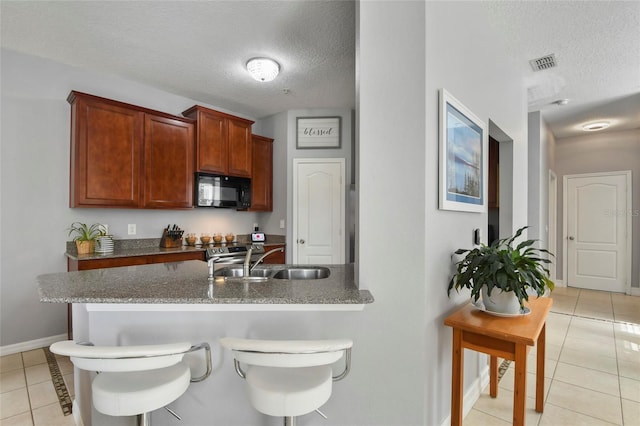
[438,89,487,213]
[296,116,341,149]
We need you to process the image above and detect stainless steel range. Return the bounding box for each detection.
[205,244,265,265]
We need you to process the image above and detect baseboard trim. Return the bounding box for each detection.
[554,279,565,287]
[0,334,67,356]
[630,287,640,297]
[439,364,490,426]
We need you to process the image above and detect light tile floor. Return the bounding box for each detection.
[465,287,640,426]
[1,287,638,425]
[0,349,74,426]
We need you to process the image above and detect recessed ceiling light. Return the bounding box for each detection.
[246,58,279,82]
[552,99,569,106]
[582,121,610,131]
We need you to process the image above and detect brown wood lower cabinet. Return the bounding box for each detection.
[263,244,286,264]
[66,251,205,338]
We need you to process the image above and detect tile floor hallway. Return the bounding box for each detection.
[465,287,640,426]
[1,287,639,425]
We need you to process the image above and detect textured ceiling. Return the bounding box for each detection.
[0,0,356,119]
[485,1,640,139]
[1,1,638,139]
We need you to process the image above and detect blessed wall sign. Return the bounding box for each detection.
[296,117,341,149]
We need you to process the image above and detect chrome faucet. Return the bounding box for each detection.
[243,248,253,277]
[250,247,285,272]
[207,256,217,279]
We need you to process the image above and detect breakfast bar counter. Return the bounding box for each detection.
[38,261,374,311]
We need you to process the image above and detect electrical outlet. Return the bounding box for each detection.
[128,224,136,235]
[279,219,285,229]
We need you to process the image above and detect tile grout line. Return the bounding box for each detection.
[42,347,73,417]
[20,354,36,426]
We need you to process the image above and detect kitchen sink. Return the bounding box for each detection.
[215,267,272,281]
[214,266,330,281]
[272,267,330,280]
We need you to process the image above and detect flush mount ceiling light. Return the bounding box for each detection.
[246,58,279,82]
[582,121,610,132]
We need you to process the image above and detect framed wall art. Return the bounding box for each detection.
[296,116,341,149]
[438,89,487,213]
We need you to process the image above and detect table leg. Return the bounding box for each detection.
[536,323,546,412]
[451,328,464,426]
[513,344,527,426]
[490,355,498,398]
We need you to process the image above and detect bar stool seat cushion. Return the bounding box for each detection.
[92,361,191,417]
[245,365,332,417]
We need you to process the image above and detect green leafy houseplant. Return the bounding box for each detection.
[68,222,106,255]
[448,226,555,311]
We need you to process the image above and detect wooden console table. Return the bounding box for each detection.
[444,297,552,426]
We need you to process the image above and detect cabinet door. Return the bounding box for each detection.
[143,114,194,208]
[197,110,228,174]
[250,135,273,211]
[70,94,143,207]
[227,118,252,177]
[263,244,285,264]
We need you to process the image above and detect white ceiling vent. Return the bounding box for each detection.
[529,54,557,71]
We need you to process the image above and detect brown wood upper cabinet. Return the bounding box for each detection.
[250,134,274,211]
[182,105,254,178]
[68,91,194,209]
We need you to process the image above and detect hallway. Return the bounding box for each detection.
[466,287,640,425]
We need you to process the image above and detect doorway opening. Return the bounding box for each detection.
[487,120,514,242]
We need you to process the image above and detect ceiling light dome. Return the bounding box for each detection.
[246,58,279,82]
[582,121,610,131]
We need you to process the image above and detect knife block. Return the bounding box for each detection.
[160,230,183,248]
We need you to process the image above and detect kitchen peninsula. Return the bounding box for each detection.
[39,261,373,310]
[38,255,372,426]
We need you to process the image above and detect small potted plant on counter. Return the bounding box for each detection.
[68,222,104,255]
[448,226,554,315]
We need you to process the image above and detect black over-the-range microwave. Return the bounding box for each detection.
[195,172,251,209]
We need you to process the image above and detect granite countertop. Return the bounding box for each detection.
[38,261,374,306]
[65,235,286,261]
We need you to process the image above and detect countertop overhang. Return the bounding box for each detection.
[38,261,373,311]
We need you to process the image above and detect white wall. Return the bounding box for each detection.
[555,128,640,287]
[0,48,273,347]
[528,111,555,250]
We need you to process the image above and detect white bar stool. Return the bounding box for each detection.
[50,340,212,426]
[220,337,352,426]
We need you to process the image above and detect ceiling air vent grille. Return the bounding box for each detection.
[529,54,557,71]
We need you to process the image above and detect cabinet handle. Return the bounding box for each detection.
[568,236,575,240]
[298,239,306,244]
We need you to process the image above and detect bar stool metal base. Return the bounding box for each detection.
[284,416,295,426]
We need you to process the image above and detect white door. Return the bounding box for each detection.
[293,158,345,264]
[565,171,631,292]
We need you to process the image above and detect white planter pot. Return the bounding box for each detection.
[481,287,521,314]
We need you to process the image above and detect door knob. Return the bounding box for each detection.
[568,236,575,240]
[298,239,306,244]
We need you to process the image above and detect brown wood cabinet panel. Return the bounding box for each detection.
[69,91,195,209]
[250,135,273,211]
[227,118,253,177]
[263,244,285,264]
[69,92,143,207]
[68,251,205,271]
[182,105,254,177]
[143,114,194,208]
[197,111,228,173]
